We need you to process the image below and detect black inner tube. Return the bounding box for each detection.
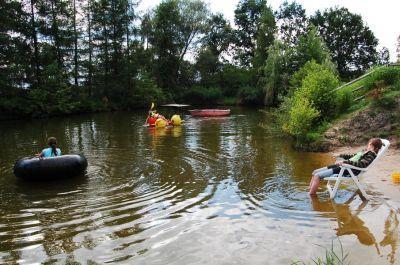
[14,154,88,180]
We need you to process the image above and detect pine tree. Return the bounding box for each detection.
[397,34,400,63]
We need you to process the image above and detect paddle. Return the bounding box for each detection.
[144,102,155,126]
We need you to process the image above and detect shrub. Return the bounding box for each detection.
[181,86,223,105]
[280,61,340,141]
[289,60,337,90]
[364,67,400,90]
[129,74,165,108]
[283,97,320,139]
[238,86,263,105]
[336,87,353,113]
[297,69,340,118]
[393,79,400,91]
[372,93,398,110]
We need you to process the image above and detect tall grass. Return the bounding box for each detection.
[291,241,348,265]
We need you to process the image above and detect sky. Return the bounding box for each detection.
[138,0,400,62]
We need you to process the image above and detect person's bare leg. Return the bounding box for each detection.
[309,175,320,195]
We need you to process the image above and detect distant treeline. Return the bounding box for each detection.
[0,0,389,117]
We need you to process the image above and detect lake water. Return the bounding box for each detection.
[0,108,398,264]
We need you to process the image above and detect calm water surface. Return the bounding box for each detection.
[0,108,399,264]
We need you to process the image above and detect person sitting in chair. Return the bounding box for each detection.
[308,138,383,195]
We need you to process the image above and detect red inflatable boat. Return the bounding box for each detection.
[189,109,230,117]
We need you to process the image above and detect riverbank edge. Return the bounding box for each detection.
[0,102,248,121]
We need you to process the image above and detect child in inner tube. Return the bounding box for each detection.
[308,138,383,195]
[37,137,62,158]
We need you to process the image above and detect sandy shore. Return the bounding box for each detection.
[332,145,400,206]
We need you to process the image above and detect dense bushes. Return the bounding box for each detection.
[180,86,223,105]
[364,67,400,90]
[363,66,400,111]
[371,92,398,110]
[283,97,320,139]
[281,61,341,141]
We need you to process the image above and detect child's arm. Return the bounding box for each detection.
[339,153,355,160]
[343,152,375,168]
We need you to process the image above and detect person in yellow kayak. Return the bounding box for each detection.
[146,110,171,127]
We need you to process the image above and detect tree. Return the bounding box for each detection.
[234,0,275,67]
[176,0,209,74]
[82,0,94,96]
[0,1,31,96]
[196,13,233,86]
[150,0,181,91]
[36,0,74,75]
[311,7,378,79]
[150,0,209,92]
[262,41,285,106]
[202,13,232,58]
[29,0,41,85]
[275,1,308,46]
[377,47,390,65]
[253,7,276,68]
[397,34,400,63]
[72,0,79,86]
[294,26,333,70]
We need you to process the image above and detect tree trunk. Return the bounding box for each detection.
[50,1,62,70]
[30,0,40,85]
[87,0,93,97]
[125,0,130,88]
[102,8,109,89]
[73,0,78,86]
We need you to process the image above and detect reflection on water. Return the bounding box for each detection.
[0,108,399,264]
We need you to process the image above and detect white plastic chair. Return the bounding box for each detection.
[325,139,390,200]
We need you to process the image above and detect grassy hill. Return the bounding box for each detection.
[319,64,400,150]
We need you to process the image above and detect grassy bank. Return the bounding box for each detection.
[273,64,400,151]
[319,65,400,150]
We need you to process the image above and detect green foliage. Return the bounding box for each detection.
[394,79,400,91]
[128,73,165,108]
[298,69,340,118]
[234,0,273,66]
[261,40,294,106]
[181,86,223,104]
[281,61,340,140]
[239,86,263,104]
[283,97,320,139]
[203,13,233,57]
[363,67,400,90]
[295,26,333,69]
[311,7,378,79]
[290,60,336,91]
[291,241,348,265]
[275,1,308,46]
[0,0,388,119]
[253,7,276,68]
[220,65,254,97]
[336,87,353,113]
[262,26,336,107]
[371,91,399,110]
[223,97,238,106]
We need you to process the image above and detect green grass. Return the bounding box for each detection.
[291,241,348,265]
